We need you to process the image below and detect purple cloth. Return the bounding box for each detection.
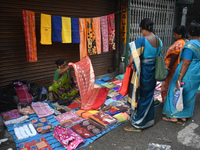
[112,94,124,101]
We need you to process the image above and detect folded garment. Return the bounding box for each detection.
[55,110,84,123]
[113,112,130,123]
[1,109,21,121]
[19,137,52,150]
[14,122,37,140]
[59,115,85,127]
[31,102,54,118]
[31,118,54,134]
[4,115,29,126]
[104,98,116,106]
[53,126,84,150]
[71,120,103,139]
[107,91,119,98]
[76,110,93,119]
[105,83,117,89]
[111,86,120,92]
[18,103,35,115]
[89,111,117,129]
[112,94,124,101]
[117,105,130,112]
[105,107,120,116]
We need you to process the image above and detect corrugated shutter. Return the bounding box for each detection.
[0,0,119,87]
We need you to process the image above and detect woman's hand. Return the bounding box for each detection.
[175,80,181,89]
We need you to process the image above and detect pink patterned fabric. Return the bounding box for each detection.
[68,56,109,110]
[107,14,115,51]
[53,125,85,150]
[15,85,33,104]
[100,16,109,52]
[1,109,21,121]
[55,110,82,123]
[31,102,54,118]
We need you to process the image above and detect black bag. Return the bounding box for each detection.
[0,88,17,112]
[29,83,41,101]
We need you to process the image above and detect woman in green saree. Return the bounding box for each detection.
[49,59,79,102]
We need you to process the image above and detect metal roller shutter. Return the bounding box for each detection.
[0,0,119,87]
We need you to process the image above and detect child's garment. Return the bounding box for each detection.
[31,118,54,134]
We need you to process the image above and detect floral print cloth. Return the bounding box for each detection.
[31,118,54,134]
[53,125,85,150]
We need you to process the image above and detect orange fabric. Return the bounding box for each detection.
[161,39,185,103]
[86,18,97,55]
[76,110,93,119]
[22,10,37,62]
[79,18,88,60]
[93,17,101,54]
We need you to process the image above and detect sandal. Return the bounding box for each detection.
[180,118,186,122]
[124,126,142,132]
[162,117,178,122]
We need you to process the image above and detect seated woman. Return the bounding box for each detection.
[49,59,79,102]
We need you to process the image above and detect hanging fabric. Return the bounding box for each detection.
[86,18,97,55]
[71,18,80,43]
[22,9,37,62]
[93,17,101,54]
[62,17,72,43]
[107,13,115,51]
[52,16,62,42]
[100,16,109,52]
[79,18,88,60]
[68,56,109,110]
[40,13,52,45]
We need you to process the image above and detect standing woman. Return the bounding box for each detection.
[162,24,200,122]
[161,25,187,103]
[124,18,163,131]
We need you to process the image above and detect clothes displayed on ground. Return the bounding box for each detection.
[1,72,163,150]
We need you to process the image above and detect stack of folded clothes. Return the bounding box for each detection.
[89,111,117,129]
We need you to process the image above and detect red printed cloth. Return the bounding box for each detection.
[19,137,52,150]
[22,9,37,62]
[107,14,115,51]
[31,102,54,118]
[68,56,109,110]
[1,109,21,121]
[15,85,33,104]
[71,120,103,139]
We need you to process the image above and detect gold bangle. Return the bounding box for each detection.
[179,73,184,76]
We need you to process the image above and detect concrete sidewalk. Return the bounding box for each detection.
[0,91,200,150]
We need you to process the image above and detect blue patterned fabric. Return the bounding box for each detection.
[129,37,162,129]
[163,39,200,118]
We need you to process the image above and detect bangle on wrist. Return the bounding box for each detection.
[179,73,184,76]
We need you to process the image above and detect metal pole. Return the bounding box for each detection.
[125,0,130,68]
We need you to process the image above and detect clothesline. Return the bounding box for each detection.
[0,2,128,18]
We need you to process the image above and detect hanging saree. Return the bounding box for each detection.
[107,14,115,51]
[100,16,109,52]
[129,37,162,129]
[48,70,79,102]
[79,18,88,60]
[22,9,37,62]
[68,56,109,110]
[86,18,97,55]
[161,39,185,103]
[163,40,200,118]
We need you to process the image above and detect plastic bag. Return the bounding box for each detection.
[172,81,184,111]
[147,143,171,150]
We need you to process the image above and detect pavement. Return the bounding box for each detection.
[0,91,200,150]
